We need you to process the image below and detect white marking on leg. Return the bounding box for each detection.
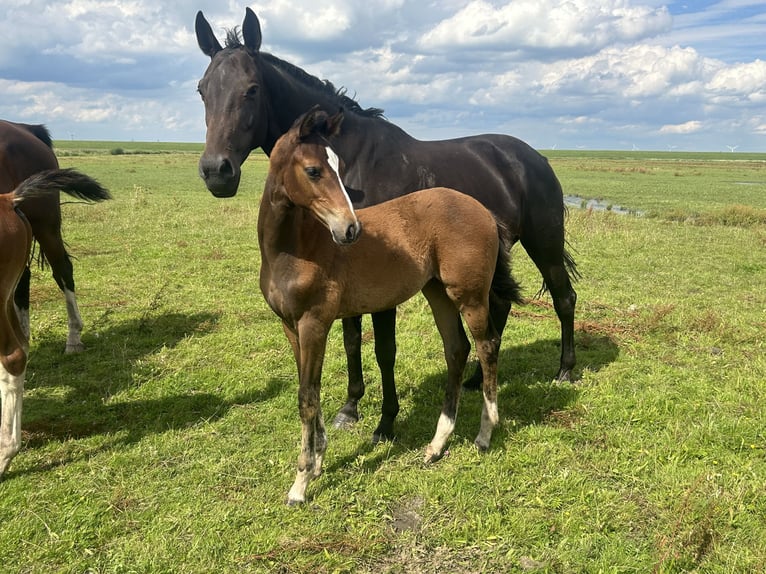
[287,469,312,505]
[64,289,85,353]
[475,398,499,451]
[425,412,456,463]
[0,366,25,477]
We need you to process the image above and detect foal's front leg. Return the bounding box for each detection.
[284,319,330,505]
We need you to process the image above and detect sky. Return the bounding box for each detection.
[1,0,764,151]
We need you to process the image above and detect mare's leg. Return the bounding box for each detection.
[34,225,86,354]
[370,309,398,444]
[527,249,577,382]
[285,318,330,505]
[335,309,400,445]
[12,266,31,340]
[334,316,364,428]
[421,282,469,463]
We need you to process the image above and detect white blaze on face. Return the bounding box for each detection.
[325,147,355,215]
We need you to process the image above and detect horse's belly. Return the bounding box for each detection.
[337,279,424,318]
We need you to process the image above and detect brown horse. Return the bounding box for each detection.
[259,109,521,504]
[0,169,109,478]
[0,120,111,353]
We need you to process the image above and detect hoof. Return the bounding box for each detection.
[423,447,445,464]
[474,438,490,452]
[556,368,573,383]
[371,431,395,445]
[332,412,358,430]
[65,343,85,354]
[286,496,305,506]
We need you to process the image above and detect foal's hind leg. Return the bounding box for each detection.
[421,281,469,463]
[0,307,28,478]
[463,289,512,390]
[35,228,86,353]
[459,303,501,451]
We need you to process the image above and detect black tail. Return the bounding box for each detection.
[492,224,523,306]
[13,168,111,204]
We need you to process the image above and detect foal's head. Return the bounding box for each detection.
[270,109,361,245]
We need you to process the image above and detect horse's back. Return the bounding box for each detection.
[361,186,499,271]
[346,121,560,243]
[0,120,59,194]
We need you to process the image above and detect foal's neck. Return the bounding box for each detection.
[259,180,326,262]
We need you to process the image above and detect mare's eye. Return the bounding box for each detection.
[245,85,259,98]
[305,167,321,180]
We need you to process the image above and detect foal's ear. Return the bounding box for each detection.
[326,110,345,139]
[243,7,263,52]
[298,106,325,139]
[195,11,223,57]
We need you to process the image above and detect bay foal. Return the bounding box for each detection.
[258,109,520,504]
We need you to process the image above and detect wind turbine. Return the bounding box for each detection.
[726,145,739,152]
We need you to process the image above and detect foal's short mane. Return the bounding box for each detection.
[224,29,386,120]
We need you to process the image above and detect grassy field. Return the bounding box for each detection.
[1,142,764,573]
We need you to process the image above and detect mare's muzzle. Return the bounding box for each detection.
[199,154,241,198]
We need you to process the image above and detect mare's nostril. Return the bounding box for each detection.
[220,158,234,177]
[345,224,356,242]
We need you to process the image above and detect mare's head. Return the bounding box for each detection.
[196,8,268,197]
[270,108,361,245]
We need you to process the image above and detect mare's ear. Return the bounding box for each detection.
[195,11,223,58]
[326,110,345,139]
[243,7,263,52]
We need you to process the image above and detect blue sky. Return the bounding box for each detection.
[0,1,764,151]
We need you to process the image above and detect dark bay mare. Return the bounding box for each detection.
[261,109,520,503]
[0,120,111,353]
[196,8,579,442]
[1,169,109,478]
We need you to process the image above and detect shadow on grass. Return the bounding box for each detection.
[11,312,289,479]
[325,331,619,476]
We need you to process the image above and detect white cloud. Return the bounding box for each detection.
[419,0,672,57]
[659,120,703,134]
[1,1,764,150]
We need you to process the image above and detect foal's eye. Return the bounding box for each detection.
[245,85,259,98]
[305,167,321,180]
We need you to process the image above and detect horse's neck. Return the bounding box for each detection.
[258,181,322,263]
[261,65,341,154]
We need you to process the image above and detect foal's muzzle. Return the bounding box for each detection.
[331,220,362,245]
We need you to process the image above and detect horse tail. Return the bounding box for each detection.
[12,168,111,205]
[491,221,523,306]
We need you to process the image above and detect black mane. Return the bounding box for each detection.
[224,29,386,119]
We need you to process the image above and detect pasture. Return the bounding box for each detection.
[1,143,764,573]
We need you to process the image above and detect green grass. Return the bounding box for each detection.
[0,143,764,573]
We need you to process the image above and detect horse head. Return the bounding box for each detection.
[196,8,269,197]
[271,108,361,245]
